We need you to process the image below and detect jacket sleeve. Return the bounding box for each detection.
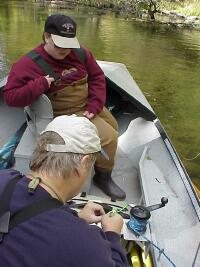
[104,231,128,267]
[3,57,49,107]
[83,47,106,115]
[79,225,128,267]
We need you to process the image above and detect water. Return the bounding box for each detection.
[0,0,200,188]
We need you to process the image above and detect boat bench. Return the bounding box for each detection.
[14,94,93,194]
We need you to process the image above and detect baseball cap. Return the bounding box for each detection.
[44,14,80,49]
[41,115,109,159]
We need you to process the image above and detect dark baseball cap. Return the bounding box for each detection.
[44,14,80,48]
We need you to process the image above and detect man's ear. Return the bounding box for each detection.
[43,32,51,42]
[80,155,90,169]
[74,155,90,178]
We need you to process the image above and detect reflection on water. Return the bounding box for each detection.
[0,0,200,187]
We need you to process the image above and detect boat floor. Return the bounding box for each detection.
[90,146,141,204]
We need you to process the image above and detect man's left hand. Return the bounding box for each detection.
[78,201,105,224]
[83,111,95,119]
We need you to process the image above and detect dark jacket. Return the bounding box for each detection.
[0,169,128,267]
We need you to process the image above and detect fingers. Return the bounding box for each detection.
[88,113,95,119]
[78,201,105,224]
[83,111,95,119]
[86,202,105,223]
[44,75,55,87]
[90,214,103,224]
[88,202,105,216]
[83,111,89,116]
[101,213,123,234]
[78,201,124,233]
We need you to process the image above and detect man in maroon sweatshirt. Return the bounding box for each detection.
[3,14,126,200]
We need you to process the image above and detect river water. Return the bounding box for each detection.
[0,0,200,188]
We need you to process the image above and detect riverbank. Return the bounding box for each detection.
[33,0,200,30]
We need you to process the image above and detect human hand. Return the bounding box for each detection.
[83,111,95,119]
[101,213,123,234]
[45,75,55,87]
[78,201,105,224]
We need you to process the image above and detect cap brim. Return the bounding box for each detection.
[51,34,80,49]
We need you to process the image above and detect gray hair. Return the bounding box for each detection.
[29,131,96,179]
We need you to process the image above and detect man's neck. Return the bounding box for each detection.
[28,172,67,204]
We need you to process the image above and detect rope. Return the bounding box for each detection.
[127,217,176,267]
[138,231,176,267]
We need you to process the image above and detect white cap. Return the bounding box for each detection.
[41,115,109,159]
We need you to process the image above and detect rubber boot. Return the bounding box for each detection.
[93,168,126,200]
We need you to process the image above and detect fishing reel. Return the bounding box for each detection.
[127,197,168,236]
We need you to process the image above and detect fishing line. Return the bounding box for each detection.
[139,232,176,267]
[182,152,200,161]
[127,216,148,235]
[192,241,200,267]
[127,218,176,267]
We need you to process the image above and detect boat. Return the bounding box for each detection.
[0,60,199,267]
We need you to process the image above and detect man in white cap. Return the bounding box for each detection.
[0,115,128,267]
[3,13,126,200]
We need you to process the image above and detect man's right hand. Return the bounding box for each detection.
[45,75,55,87]
[101,213,123,234]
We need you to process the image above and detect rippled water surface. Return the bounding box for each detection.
[1,0,200,188]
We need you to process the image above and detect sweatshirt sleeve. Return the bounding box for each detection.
[83,47,106,115]
[3,57,49,107]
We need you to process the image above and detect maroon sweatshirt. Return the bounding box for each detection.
[3,44,106,115]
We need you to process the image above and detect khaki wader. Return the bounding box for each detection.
[47,76,118,171]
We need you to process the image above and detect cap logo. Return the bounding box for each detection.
[61,23,74,34]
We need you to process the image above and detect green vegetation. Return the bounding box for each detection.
[74,0,200,17]
[160,0,200,17]
[32,1,200,28]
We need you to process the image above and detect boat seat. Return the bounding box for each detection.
[14,94,93,194]
[24,94,54,136]
[14,94,54,174]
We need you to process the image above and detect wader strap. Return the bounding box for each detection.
[9,197,62,231]
[27,48,85,81]
[74,48,85,64]
[0,174,23,242]
[0,174,23,216]
[0,175,63,243]
[27,50,60,81]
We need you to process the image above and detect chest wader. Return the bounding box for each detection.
[27,48,85,81]
[28,49,88,116]
[0,175,62,243]
[27,50,125,201]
